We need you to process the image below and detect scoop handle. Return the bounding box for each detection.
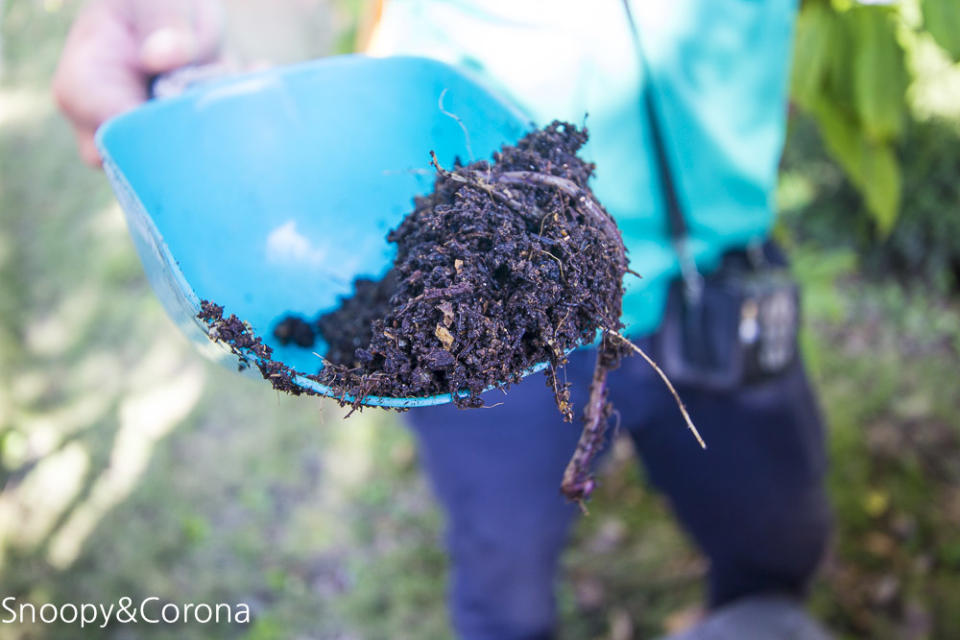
[148,62,233,99]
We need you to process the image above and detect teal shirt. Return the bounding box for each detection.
[370,0,797,336]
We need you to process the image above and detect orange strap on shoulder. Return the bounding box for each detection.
[356,0,386,53]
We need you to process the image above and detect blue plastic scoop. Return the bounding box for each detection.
[96,55,540,407]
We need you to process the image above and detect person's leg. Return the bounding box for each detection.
[620,337,831,608]
[405,348,596,640]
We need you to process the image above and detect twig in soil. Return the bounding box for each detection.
[530,247,564,280]
[429,152,529,214]
[432,158,622,268]
[487,171,621,242]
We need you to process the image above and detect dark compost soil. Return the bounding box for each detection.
[199,122,639,501]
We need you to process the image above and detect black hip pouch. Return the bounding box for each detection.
[654,247,801,391]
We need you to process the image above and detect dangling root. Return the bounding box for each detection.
[559,331,706,507]
[560,350,611,508]
[606,331,706,450]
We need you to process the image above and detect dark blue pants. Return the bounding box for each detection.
[406,333,831,640]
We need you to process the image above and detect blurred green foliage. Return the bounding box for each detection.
[781,113,960,291]
[791,0,960,234]
[921,0,960,60]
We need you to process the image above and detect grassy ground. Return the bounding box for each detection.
[1,1,959,639]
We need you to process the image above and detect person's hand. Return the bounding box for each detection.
[52,0,223,166]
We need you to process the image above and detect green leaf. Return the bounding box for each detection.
[791,3,834,110]
[859,140,901,234]
[922,0,960,61]
[824,8,857,107]
[811,97,902,234]
[811,98,862,182]
[851,6,907,141]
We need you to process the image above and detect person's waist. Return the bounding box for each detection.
[619,218,773,275]
[617,233,779,336]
